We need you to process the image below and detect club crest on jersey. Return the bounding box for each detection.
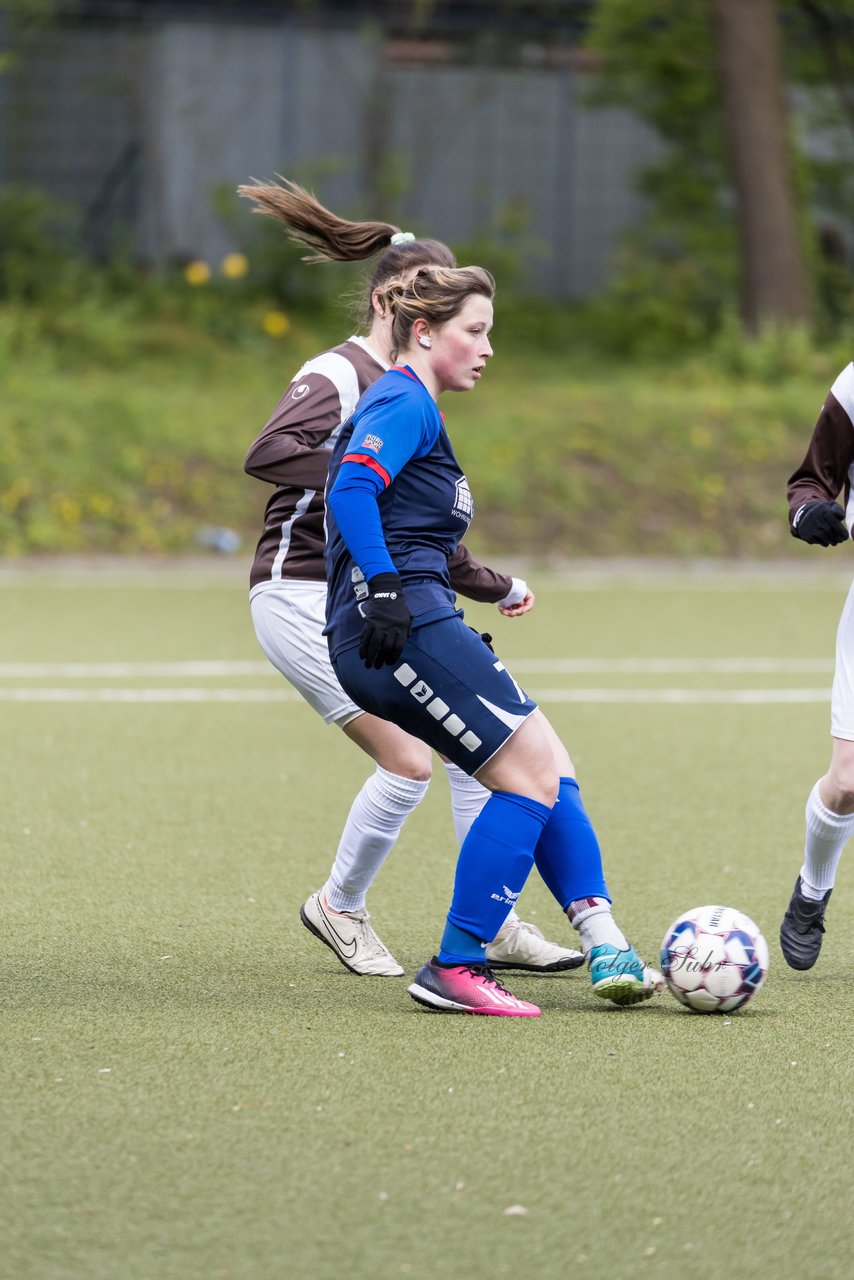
[361,433,384,453]
[452,476,474,524]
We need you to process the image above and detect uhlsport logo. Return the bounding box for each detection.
[291,383,310,400]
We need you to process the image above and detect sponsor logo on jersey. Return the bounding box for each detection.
[291,383,310,400]
[361,433,384,453]
[452,476,474,523]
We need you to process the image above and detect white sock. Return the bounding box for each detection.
[801,781,854,898]
[444,761,490,845]
[323,766,429,912]
[567,897,629,953]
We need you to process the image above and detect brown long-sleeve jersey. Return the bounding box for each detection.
[788,363,854,533]
[245,336,514,603]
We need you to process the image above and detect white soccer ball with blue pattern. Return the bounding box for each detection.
[660,905,769,1013]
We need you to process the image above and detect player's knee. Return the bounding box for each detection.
[392,749,433,783]
[825,767,854,809]
[521,769,559,808]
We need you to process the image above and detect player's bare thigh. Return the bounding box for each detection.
[342,711,433,782]
[474,709,574,805]
[252,583,433,781]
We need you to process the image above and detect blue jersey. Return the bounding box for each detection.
[324,365,474,659]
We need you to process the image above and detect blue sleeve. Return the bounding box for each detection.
[327,467,396,581]
[344,385,438,483]
[327,386,439,582]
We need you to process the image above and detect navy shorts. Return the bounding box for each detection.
[332,616,538,775]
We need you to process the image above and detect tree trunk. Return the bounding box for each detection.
[713,0,812,331]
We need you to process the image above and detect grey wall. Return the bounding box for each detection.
[3,15,661,297]
[384,61,659,296]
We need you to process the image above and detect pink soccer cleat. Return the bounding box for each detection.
[407,957,541,1017]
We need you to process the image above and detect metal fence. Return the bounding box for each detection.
[1,3,660,297]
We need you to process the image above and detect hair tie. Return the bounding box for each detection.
[390,231,415,245]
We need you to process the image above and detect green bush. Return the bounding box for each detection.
[0,281,842,560]
[0,176,848,560]
[0,185,87,302]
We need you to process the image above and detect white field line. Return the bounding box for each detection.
[0,657,833,705]
[532,687,830,704]
[511,658,835,674]
[0,661,272,677]
[0,657,835,678]
[0,687,831,705]
[0,688,299,702]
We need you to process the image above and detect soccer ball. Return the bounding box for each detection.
[660,905,769,1013]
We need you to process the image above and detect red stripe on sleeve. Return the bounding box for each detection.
[341,453,392,487]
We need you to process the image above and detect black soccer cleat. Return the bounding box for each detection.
[779,876,832,970]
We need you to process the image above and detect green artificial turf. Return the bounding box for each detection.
[1,564,852,1280]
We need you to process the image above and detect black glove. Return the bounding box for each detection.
[359,573,412,668]
[794,501,849,546]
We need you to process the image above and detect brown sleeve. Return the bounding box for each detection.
[448,543,513,603]
[244,371,342,489]
[787,391,854,530]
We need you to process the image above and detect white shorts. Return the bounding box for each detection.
[831,578,854,740]
[250,579,363,727]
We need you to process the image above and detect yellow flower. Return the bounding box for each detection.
[1,478,31,512]
[184,260,211,286]
[52,496,81,526]
[263,310,291,337]
[221,252,249,279]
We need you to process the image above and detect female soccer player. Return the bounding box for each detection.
[325,264,663,1017]
[239,178,581,978]
[781,362,854,968]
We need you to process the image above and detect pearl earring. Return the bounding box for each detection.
[419,337,432,348]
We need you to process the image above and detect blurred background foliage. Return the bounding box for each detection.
[3,0,854,558]
[585,0,854,347]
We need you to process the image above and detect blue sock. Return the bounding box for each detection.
[438,791,552,965]
[533,777,610,911]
